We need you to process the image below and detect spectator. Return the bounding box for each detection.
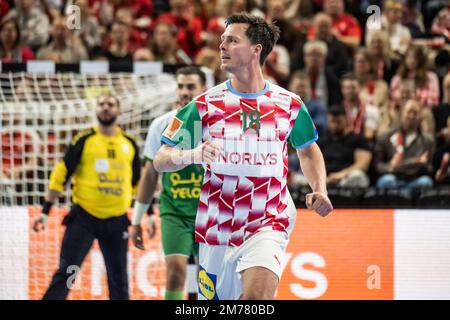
[431,6,450,41]
[433,72,450,147]
[262,0,291,84]
[217,0,252,18]
[115,0,154,21]
[283,0,314,22]
[36,17,88,63]
[378,79,415,138]
[365,0,411,56]
[367,30,400,84]
[341,73,380,142]
[319,105,372,188]
[195,17,227,83]
[194,0,220,25]
[433,123,450,184]
[310,12,349,78]
[302,40,342,107]
[375,99,435,190]
[100,20,133,64]
[71,0,102,55]
[353,48,389,110]
[115,7,149,52]
[150,21,191,64]
[91,0,153,27]
[288,70,328,136]
[156,0,204,58]
[39,0,62,23]
[422,0,448,32]
[3,0,50,51]
[0,18,34,62]
[264,45,290,85]
[308,0,362,50]
[390,45,440,109]
[291,104,372,188]
[402,0,425,38]
[379,79,435,138]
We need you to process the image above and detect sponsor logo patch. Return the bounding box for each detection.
[198,265,218,300]
[163,117,183,140]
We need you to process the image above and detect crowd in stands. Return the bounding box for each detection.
[1,0,450,197]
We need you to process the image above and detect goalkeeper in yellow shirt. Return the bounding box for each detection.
[32,94,141,300]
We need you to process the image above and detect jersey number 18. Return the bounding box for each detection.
[241,110,260,133]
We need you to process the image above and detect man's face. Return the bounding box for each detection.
[314,15,332,41]
[353,53,370,76]
[324,0,343,17]
[328,114,346,136]
[386,3,403,24]
[111,23,129,44]
[176,74,205,107]
[219,23,257,73]
[0,21,17,45]
[370,36,384,55]
[304,48,325,70]
[405,50,418,71]
[401,100,421,131]
[154,24,174,48]
[289,77,311,102]
[96,96,120,126]
[341,79,360,102]
[51,19,67,41]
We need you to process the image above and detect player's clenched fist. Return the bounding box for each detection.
[192,141,222,164]
[306,192,333,217]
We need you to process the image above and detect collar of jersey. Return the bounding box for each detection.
[94,126,122,137]
[226,79,270,98]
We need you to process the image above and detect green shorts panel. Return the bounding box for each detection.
[161,214,198,257]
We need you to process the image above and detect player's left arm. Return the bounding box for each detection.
[297,143,333,217]
[289,100,333,217]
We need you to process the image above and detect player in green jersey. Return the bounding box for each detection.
[130,66,207,300]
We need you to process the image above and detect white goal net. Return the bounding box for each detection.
[0,71,176,299]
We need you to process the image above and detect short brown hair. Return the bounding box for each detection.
[225,12,280,66]
[175,66,206,86]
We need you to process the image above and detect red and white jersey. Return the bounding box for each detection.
[162,80,318,246]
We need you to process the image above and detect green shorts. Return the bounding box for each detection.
[160,214,198,257]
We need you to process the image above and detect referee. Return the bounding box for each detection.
[33,94,141,300]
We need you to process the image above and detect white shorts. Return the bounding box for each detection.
[197,230,290,300]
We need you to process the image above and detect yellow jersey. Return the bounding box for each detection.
[49,126,141,219]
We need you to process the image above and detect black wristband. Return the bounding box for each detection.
[42,201,53,215]
[146,205,154,216]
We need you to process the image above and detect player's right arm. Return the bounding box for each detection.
[153,100,221,173]
[153,142,221,172]
[130,160,159,250]
[130,118,163,249]
[33,129,93,232]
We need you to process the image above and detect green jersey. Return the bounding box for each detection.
[143,109,203,217]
